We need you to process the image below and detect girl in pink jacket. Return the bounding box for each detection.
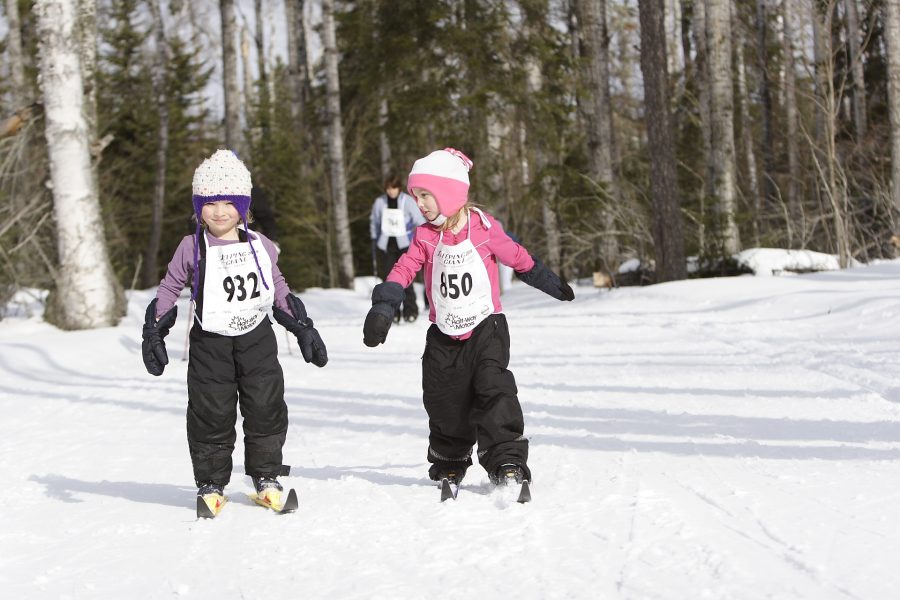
[363,148,573,497]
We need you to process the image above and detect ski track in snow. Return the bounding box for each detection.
[2,267,900,598]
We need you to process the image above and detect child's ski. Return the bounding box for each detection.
[516,480,532,503]
[196,494,227,519]
[492,479,532,505]
[439,478,458,502]
[250,488,298,514]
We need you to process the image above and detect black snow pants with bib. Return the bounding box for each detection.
[186,318,287,486]
[422,313,531,480]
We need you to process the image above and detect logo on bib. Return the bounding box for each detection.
[437,247,473,266]
[229,313,259,333]
[220,249,253,267]
[443,312,478,330]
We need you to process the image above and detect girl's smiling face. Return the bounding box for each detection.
[411,188,440,222]
[201,201,241,239]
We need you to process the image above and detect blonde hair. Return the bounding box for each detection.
[439,202,478,232]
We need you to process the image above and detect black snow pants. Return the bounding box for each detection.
[376,243,418,318]
[186,318,287,486]
[421,313,530,480]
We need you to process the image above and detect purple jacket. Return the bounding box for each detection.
[386,208,535,331]
[155,230,291,318]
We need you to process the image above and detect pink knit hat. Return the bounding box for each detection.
[407,148,473,217]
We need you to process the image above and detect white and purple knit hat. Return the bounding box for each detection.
[407,148,473,218]
[192,149,253,219]
[190,149,268,300]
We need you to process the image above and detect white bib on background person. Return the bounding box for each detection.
[380,205,406,238]
[431,209,493,336]
[199,232,274,336]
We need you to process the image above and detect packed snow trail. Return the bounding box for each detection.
[1,264,900,598]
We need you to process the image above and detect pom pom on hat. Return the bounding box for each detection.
[407,147,473,218]
[191,149,252,219]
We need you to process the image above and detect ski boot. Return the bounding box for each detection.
[490,464,531,503]
[429,463,467,502]
[251,475,284,510]
[196,482,226,518]
[491,464,525,485]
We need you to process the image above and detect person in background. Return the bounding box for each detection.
[362,148,574,494]
[370,173,426,322]
[141,149,328,517]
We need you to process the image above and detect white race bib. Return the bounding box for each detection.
[199,232,275,336]
[380,207,406,238]
[431,213,493,336]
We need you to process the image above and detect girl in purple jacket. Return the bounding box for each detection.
[363,148,574,495]
[140,150,327,516]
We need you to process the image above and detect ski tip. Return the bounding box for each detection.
[439,478,457,502]
[196,496,216,519]
[516,480,532,504]
[279,488,299,514]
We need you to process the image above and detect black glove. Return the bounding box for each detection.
[518,257,575,301]
[363,281,405,347]
[272,293,328,367]
[142,299,177,376]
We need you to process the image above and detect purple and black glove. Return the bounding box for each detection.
[363,281,405,347]
[142,298,177,376]
[273,293,328,367]
[518,257,575,301]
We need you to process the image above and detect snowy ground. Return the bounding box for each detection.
[2,260,900,599]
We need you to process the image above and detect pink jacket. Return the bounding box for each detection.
[386,209,535,329]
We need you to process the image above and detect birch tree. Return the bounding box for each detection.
[141,0,170,288]
[35,0,123,329]
[522,7,562,273]
[885,0,900,213]
[638,0,686,281]
[733,9,762,245]
[844,0,867,140]
[220,0,242,153]
[755,0,776,207]
[705,0,740,254]
[782,0,802,236]
[573,0,620,268]
[76,0,98,146]
[285,0,309,133]
[322,0,354,288]
[5,0,27,107]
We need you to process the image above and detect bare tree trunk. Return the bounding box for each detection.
[755,0,776,211]
[322,0,354,288]
[241,26,253,126]
[76,0,97,147]
[253,0,272,136]
[573,0,620,269]
[524,18,562,273]
[254,0,268,105]
[379,96,392,177]
[734,10,762,247]
[812,1,851,266]
[705,0,741,255]
[782,0,802,244]
[692,0,710,254]
[5,0,27,106]
[665,0,683,76]
[142,0,170,289]
[638,0,686,281]
[812,2,828,146]
[844,0,867,140]
[220,0,242,153]
[35,0,123,329]
[285,0,308,131]
[884,0,900,213]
